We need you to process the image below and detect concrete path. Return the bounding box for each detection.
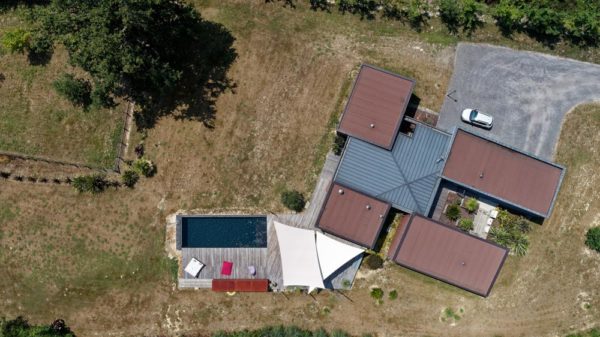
[438,43,600,160]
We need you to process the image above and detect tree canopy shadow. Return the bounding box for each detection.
[133,19,237,130]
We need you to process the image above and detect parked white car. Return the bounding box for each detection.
[461,109,493,129]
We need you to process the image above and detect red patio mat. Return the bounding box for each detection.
[221,261,233,276]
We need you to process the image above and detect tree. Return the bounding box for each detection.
[405,0,430,31]
[439,0,462,34]
[53,73,92,108]
[281,190,305,212]
[524,5,564,44]
[563,9,600,46]
[493,0,525,36]
[122,170,139,188]
[33,0,236,122]
[585,227,600,252]
[1,28,31,53]
[461,0,484,36]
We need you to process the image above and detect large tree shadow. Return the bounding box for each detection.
[132,19,237,130]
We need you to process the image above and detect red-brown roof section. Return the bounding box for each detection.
[338,64,415,149]
[390,214,508,297]
[317,183,391,248]
[443,129,564,217]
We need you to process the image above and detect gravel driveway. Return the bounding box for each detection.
[438,43,600,160]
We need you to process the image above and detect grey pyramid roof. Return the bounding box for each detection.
[334,121,451,214]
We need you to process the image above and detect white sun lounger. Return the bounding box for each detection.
[184,258,205,278]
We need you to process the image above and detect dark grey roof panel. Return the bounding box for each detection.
[335,121,451,214]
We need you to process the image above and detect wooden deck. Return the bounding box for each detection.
[177,153,363,291]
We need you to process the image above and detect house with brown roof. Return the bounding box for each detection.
[316,63,565,296]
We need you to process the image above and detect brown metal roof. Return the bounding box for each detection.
[390,214,508,297]
[317,183,391,248]
[443,129,564,217]
[338,64,415,149]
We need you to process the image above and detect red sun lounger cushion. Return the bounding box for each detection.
[221,261,233,276]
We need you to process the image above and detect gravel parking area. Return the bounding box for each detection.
[438,43,600,160]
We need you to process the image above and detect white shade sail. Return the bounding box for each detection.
[274,221,365,292]
[274,221,324,291]
[316,232,365,279]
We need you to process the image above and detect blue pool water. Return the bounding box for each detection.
[181,216,267,248]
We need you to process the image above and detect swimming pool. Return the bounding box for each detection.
[179,215,268,248]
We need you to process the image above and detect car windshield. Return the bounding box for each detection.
[470,110,478,120]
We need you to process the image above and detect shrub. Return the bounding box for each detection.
[132,158,156,177]
[458,218,474,232]
[493,0,525,36]
[585,227,600,252]
[405,0,431,31]
[388,289,398,300]
[445,204,460,221]
[72,174,108,193]
[122,170,139,188]
[464,197,479,213]
[332,133,346,156]
[281,190,305,212]
[53,73,92,107]
[439,0,462,34]
[488,209,531,256]
[27,31,53,65]
[370,287,383,300]
[461,0,484,36]
[1,28,31,53]
[365,254,384,270]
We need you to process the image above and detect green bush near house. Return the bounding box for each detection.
[464,197,479,213]
[281,190,305,212]
[370,287,384,300]
[445,204,460,221]
[364,254,384,270]
[585,227,600,252]
[332,133,346,156]
[488,209,532,256]
[388,289,398,300]
[458,218,474,232]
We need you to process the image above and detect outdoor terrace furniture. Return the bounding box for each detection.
[248,265,256,276]
[490,210,499,219]
[212,279,269,292]
[221,261,233,276]
[184,258,205,278]
[486,218,494,226]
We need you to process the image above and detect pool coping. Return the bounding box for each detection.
[176,214,267,250]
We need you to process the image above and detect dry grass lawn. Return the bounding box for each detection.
[0,10,123,167]
[0,2,599,337]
